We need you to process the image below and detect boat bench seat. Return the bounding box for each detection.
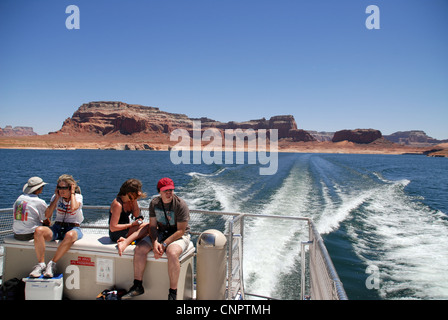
[3,233,195,261]
[2,233,195,300]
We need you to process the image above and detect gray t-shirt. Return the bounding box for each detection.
[149,194,190,234]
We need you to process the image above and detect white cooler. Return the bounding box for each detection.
[22,274,63,300]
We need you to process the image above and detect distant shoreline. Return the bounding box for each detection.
[1,135,446,157]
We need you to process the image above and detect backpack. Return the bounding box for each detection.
[96,287,127,300]
[0,278,25,300]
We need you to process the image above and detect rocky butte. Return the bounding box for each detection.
[332,129,382,144]
[27,101,306,150]
[0,126,37,137]
[55,101,192,136]
[1,101,446,157]
[52,101,310,141]
[383,130,448,147]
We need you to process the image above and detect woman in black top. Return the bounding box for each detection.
[109,179,148,255]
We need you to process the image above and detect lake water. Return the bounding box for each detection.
[1,149,447,300]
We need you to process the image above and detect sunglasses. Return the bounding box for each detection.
[127,192,142,201]
[57,185,70,190]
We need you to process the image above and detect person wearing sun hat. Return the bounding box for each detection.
[122,177,191,300]
[12,177,49,241]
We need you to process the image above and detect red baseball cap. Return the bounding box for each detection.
[157,177,175,192]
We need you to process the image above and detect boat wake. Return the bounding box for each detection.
[186,168,227,178]
[181,154,448,299]
[346,177,448,299]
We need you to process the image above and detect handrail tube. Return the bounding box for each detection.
[309,220,348,300]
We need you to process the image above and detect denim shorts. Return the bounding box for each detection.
[50,223,83,241]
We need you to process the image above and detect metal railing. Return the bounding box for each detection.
[0,206,348,300]
[307,219,348,300]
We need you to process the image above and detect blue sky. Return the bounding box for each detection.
[1,0,447,139]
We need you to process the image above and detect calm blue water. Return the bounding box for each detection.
[1,149,447,300]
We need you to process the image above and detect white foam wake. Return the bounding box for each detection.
[186,168,227,178]
[242,163,312,298]
[347,179,448,299]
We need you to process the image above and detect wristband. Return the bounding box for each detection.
[162,242,168,248]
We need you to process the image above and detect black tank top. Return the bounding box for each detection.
[108,197,132,227]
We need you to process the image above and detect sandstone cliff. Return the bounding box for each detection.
[2,101,446,157]
[288,129,316,142]
[424,143,448,157]
[384,130,448,147]
[332,129,382,144]
[307,131,334,142]
[0,126,37,136]
[54,101,305,140]
[55,101,192,135]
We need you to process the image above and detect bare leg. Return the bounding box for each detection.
[52,230,78,262]
[117,223,149,256]
[33,226,53,263]
[133,240,152,281]
[166,243,182,290]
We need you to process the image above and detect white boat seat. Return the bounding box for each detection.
[3,233,196,300]
[3,233,195,262]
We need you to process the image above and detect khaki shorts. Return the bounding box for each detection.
[141,234,191,253]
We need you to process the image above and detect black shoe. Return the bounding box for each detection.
[168,288,177,300]
[121,284,144,300]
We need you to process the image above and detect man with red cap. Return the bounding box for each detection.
[122,177,190,300]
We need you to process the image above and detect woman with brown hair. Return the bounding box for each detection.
[109,179,149,256]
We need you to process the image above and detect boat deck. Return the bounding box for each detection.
[0,206,348,300]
